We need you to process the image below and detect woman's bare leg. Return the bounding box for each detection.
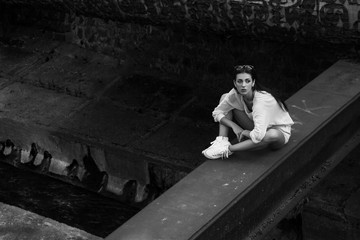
[219,111,232,137]
[229,139,267,151]
[233,109,254,131]
[218,94,255,140]
[218,94,233,137]
[229,129,286,152]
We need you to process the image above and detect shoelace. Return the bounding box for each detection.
[221,147,230,159]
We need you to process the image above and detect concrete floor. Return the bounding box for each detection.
[0,202,101,240]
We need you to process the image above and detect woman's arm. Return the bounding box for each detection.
[228,94,280,152]
[212,89,243,122]
[249,93,273,143]
[220,117,244,141]
[228,123,269,152]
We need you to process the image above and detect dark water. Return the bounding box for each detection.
[0,161,140,238]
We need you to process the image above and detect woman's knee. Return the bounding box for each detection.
[264,130,286,150]
[224,111,233,120]
[263,129,284,143]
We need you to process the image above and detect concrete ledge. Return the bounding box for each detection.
[105,60,360,240]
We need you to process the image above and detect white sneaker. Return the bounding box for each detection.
[202,136,228,152]
[202,136,233,159]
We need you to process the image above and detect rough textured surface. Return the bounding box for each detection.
[263,146,360,240]
[0,202,102,240]
[0,0,360,43]
[302,146,360,240]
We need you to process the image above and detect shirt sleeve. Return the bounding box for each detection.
[249,93,273,143]
[212,90,243,122]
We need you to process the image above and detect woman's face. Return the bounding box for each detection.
[233,73,255,96]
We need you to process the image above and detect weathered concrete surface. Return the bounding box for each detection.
[0,202,102,240]
[302,146,360,240]
[1,0,360,42]
[261,145,360,240]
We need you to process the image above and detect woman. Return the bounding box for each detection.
[202,65,294,159]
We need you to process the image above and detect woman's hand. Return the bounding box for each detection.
[239,130,250,142]
[232,125,244,142]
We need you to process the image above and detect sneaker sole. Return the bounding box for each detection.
[202,150,233,160]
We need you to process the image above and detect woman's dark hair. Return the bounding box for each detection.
[233,65,289,112]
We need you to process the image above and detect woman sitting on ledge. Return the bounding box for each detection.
[202,65,294,160]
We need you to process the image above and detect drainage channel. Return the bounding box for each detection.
[0,160,139,238]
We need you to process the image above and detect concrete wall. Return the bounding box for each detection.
[1,0,360,42]
[2,2,355,101]
[263,146,360,240]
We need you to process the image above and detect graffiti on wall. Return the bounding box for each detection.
[131,0,360,39]
[2,0,360,39]
[171,0,360,38]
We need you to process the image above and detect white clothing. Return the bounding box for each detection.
[212,89,294,143]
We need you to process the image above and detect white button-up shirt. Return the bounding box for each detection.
[212,89,294,143]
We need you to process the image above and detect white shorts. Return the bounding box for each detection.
[270,125,292,144]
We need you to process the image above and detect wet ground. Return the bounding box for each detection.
[0,161,139,238]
